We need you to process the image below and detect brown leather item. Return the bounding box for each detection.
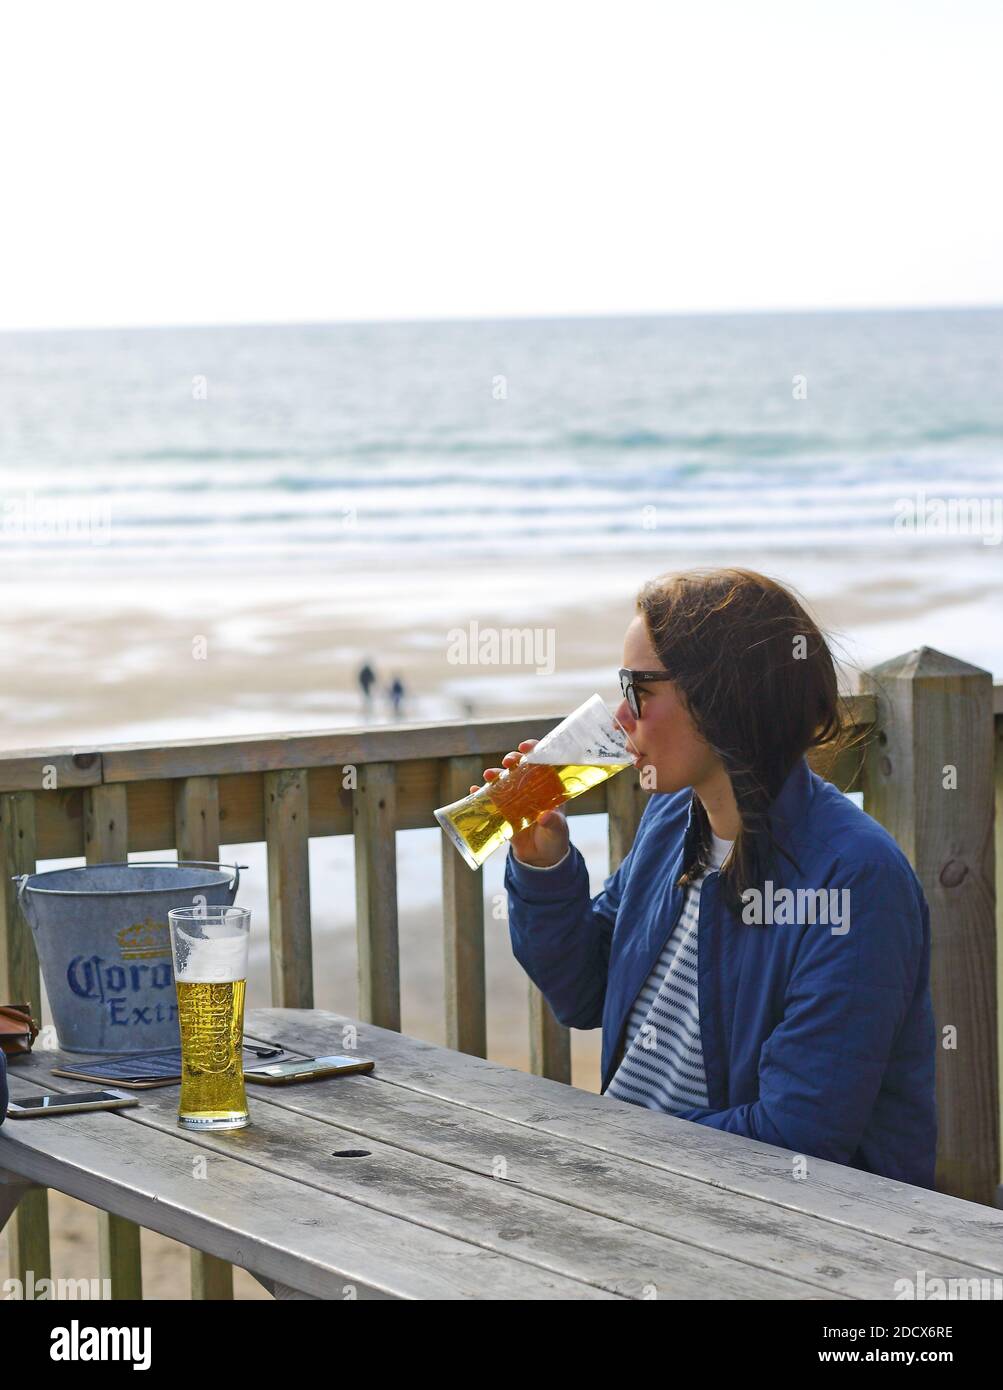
[0,1004,39,1056]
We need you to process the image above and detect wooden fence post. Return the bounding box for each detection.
[264,770,314,1008]
[353,763,400,1029]
[862,647,999,1205]
[438,757,487,1058]
[995,707,1003,1207]
[528,983,571,1085]
[606,768,647,872]
[0,792,51,1285]
[84,784,143,1300]
[174,776,234,1301]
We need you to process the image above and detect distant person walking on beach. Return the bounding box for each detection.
[387,675,406,720]
[480,567,937,1190]
[358,661,377,715]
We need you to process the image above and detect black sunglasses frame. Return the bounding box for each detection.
[618,667,675,719]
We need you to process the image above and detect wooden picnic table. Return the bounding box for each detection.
[2,1007,1001,1300]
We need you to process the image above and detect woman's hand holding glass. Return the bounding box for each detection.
[471,739,571,868]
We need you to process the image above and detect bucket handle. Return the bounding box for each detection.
[120,859,246,893]
[10,875,33,927]
[173,860,246,897]
[11,861,245,898]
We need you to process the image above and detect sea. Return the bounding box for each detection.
[1,309,1001,574]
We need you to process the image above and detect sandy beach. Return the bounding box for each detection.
[2,542,1000,752]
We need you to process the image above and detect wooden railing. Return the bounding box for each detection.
[1,647,1000,1298]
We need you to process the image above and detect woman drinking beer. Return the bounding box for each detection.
[478,568,937,1187]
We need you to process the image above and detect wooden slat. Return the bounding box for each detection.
[171,775,234,1301]
[84,784,143,1299]
[173,775,221,863]
[33,788,86,860]
[0,791,51,1285]
[5,1186,50,1290]
[189,1251,235,1301]
[0,750,101,794]
[59,694,875,784]
[809,686,881,791]
[862,647,999,1205]
[264,770,314,1008]
[353,762,400,1030]
[0,793,40,1011]
[606,767,647,871]
[0,688,957,804]
[97,1212,143,1300]
[101,716,568,782]
[0,1172,36,1224]
[84,784,128,863]
[307,765,352,837]
[529,982,571,1086]
[995,710,1003,1207]
[123,780,176,854]
[438,757,487,1058]
[809,737,868,793]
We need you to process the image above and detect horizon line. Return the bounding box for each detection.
[2,301,1002,336]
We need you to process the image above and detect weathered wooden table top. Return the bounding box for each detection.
[2,1007,1001,1300]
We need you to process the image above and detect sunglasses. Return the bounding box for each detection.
[618,667,675,719]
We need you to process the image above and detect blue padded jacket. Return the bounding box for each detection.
[504,755,938,1188]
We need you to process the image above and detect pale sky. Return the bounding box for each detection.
[1,0,1000,330]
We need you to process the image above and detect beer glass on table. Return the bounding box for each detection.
[168,906,251,1131]
[434,693,633,870]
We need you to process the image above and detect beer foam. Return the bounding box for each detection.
[525,693,632,766]
[172,924,248,983]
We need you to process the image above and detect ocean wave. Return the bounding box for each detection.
[101,423,1002,469]
[113,447,305,463]
[115,430,839,462]
[918,422,1003,444]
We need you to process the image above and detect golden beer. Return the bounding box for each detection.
[437,759,629,869]
[176,979,247,1128]
[168,906,251,1131]
[435,691,632,869]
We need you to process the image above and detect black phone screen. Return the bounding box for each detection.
[13,1091,123,1110]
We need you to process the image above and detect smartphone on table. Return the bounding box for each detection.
[243,1055,375,1085]
[7,1091,139,1118]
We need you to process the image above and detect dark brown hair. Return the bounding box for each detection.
[635,567,851,915]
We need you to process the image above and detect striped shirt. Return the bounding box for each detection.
[605,831,732,1113]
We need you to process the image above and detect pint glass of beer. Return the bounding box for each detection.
[168,906,251,1131]
[435,693,632,870]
